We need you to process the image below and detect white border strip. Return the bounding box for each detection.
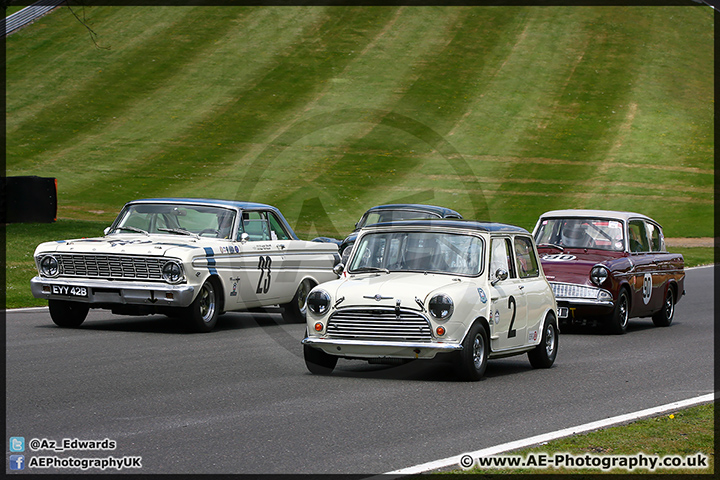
[384,393,715,476]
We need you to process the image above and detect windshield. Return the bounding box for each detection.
[110,203,236,239]
[349,231,484,276]
[357,210,440,229]
[535,218,625,251]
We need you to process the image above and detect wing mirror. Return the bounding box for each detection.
[491,268,509,286]
[333,263,344,277]
[103,227,111,235]
[240,232,249,243]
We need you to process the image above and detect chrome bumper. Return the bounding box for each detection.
[31,277,196,307]
[302,336,462,359]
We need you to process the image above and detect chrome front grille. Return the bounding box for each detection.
[550,282,600,299]
[327,308,432,341]
[56,254,165,281]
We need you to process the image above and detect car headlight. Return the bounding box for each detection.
[307,289,331,315]
[162,261,185,284]
[429,294,453,319]
[39,255,59,277]
[590,265,609,286]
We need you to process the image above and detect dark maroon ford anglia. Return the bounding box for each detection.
[532,209,685,334]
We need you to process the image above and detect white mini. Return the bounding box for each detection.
[302,219,558,380]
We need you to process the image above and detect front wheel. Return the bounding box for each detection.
[528,315,558,368]
[607,290,629,335]
[304,344,338,375]
[454,322,489,381]
[281,279,314,323]
[652,287,675,327]
[49,300,89,327]
[184,280,219,333]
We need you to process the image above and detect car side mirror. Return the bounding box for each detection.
[103,227,111,235]
[333,263,344,277]
[491,268,508,286]
[240,232,249,243]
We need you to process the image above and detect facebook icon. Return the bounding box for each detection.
[9,455,25,470]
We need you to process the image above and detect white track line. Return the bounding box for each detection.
[383,393,715,476]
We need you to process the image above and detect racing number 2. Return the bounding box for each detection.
[256,256,272,294]
[507,296,517,338]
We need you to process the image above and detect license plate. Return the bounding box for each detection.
[50,285,88,297]
[557,307,569,319]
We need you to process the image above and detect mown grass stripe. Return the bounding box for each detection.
[7,7,251,167]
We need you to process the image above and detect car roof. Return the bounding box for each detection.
[364,204,462,218]
[537,209,655,223]
[128,198,274,211]
[364,219,530,234]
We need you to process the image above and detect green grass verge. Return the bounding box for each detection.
[444,402,713,475]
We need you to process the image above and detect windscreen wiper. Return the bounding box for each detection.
[158,228,199,239]
[115,226,149,236]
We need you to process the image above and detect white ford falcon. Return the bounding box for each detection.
[302,219,559,380]
[31,198,340,332]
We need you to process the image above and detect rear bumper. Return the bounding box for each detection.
[31,276,196,307]
[302,336,462,359]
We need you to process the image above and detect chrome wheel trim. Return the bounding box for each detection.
[619,295,629,328]
[545,322,556,357]
[664,289,674,319]
[472,334,485,370]
[199,283,216,324]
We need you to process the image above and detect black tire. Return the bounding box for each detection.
[607,289,629,335]
[281,279,314,323]
[304,344,338,375]
[652,287,675,327]
[48,300,89,328]
[528,314,558,368]
[184,280,219,333]
[454,322,489,381]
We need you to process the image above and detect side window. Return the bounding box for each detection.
[268,213,291,241]
[628,220,650,253]
[646,222,664,252]
[490,238,516,279]
[514,236,539,278]
[240,211,270,241]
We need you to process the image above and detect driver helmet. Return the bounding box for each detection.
[561,220,587,247]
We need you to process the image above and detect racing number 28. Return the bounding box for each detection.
[256,256,272,294]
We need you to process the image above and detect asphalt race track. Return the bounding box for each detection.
[5,266,714,474]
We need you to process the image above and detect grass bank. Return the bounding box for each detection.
[444,402,713,475]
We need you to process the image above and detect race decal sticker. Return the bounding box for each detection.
[528,330,538,342]
[477,288,487,303]
[541,254,577,261]
[642,273,652,304]
[494,309,500,324]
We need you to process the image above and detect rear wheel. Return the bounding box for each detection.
[607,290,629,334]
[528,314,558,368]
[49,300,89,327]
[652,287,675,327]
[304,344,338,375]
[455,322,488,381]
[281,279,314,323]
[184,280,219,333]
